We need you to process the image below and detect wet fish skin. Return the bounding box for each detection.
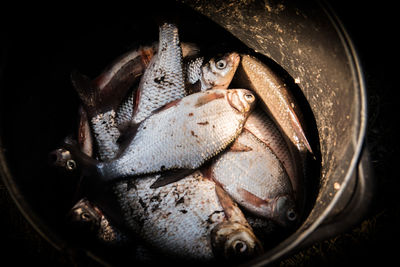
[97,89,256,181]
[210,129,298,227]
[132,23,185,124]
[238,55,312,154]
[115,171,261,261]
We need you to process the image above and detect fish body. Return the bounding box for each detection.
[115,171,262,261]
[238,55,312,154]
[132,23,185,124]
[210,128,298,227]
[98,89,255,181]
[244,107,303,204]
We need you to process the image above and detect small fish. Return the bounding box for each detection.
[132,23,186,124]
[237,55,312,154]
[115,171,262,261]
[209,129,298,227]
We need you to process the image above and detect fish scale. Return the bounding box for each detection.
[244,107,297,189]
[132,23,185,124]
[210,129,297,226]
[91,110,120,160]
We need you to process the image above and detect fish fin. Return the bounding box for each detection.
[150,169,195,188]
[185,79,201,95]
[78,106,93,157]
[95,56,145,113]
[237,188,268,208]
[288,107,313,154]
[215,185,248,225]
[71,70,98,116]
[151,98,182,115]
[117,123,140,150]
[229,140,253,152]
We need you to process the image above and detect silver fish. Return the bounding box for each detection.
[209,129,298,227]
[90,89,256,182]
[132,23,185,124]
[238,55,312,154]
[115,171,262,260]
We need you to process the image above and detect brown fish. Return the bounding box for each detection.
[238,55,312,154]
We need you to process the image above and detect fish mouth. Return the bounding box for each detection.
[211,221,263,260]
[227,89,256,114]
[229,52,241,68]
[272,195,298,227]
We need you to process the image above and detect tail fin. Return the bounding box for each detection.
[71,70,99,116]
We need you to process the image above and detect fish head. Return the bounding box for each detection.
[67,199,102,232]
[211,221,263,261]
[272,195,298,227]
[227,89,257,114]
[49,148,77,171]
[201,52,240,90]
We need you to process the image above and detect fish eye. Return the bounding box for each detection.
[286,209,297,221]
[233,240,248,254]
[216,59,227,69]
[66,159,77,171]
[81,212,91,221]
[244,93,255,102]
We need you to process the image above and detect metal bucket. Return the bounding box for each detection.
[0,1,372,265]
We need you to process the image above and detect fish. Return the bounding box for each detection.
[94,89,256,182]
[237,55,312,154]
[132,23,186,124]
[208,128,298,227]
[115,171,262,261]
[114,42,199,128]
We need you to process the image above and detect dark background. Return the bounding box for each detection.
[0,1,398,266]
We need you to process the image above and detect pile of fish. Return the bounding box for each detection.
[50,23,312,263]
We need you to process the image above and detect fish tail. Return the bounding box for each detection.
[288,107,313,154]
[71,70,99,117]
